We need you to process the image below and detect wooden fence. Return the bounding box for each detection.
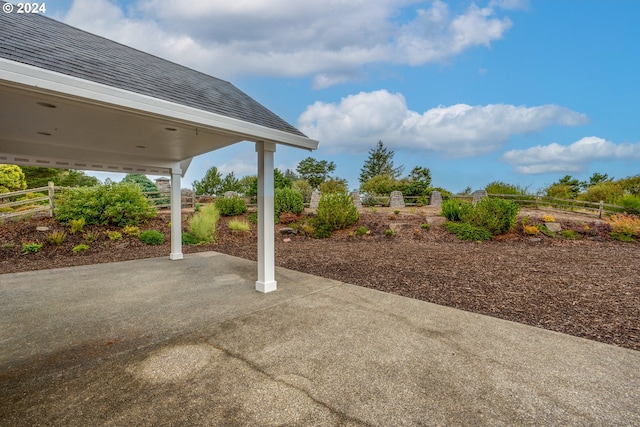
[485,193,625,218]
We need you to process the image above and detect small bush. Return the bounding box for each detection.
[106,230,122,241]
[618,195,640,216]
[441,199,472,222]
[139,230,165,245]
[442,222,492,241]
[181,232,201,245]
[538,225,556,237]
[122,225,140,237]
[83,232,98,243]
[385,229,394,237]
[72,244,89,253]
[609,213,640,237]
[356,226,369,235]
[541,214,556,223]
[523,225,539,235]
[47,231,67,245]
[313,222,333,239]
[275,187,304,217]
[189,204,220,243]
[317,191,359,231]
[279,211,299,224]
[610,232,635,242]
[22,242,42,254]
[420,223,430,229]
[560,230,579,239]
[69,218,85,234]
[463,198,519,235]
[248,212,258,224]
[228,219,250,232]
[215,196,247,216]
[393,210,400,215]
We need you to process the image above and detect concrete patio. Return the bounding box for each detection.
[1,252,638,426]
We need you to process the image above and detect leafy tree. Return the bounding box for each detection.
[546,175,582,199]
[359,140,404,186]
[360,174,401,196]
[296,157,336,189]
[319,177,348,194]
[21,166,98,188]
[619,174,640,195]
[274,168,292,189]
[292,179,312,203]
[0,164,27,193]
[219,172,242,194]
[192,166,222,196]
[238,175,257,197]
[401,166,432,198]
[122,174,158,193]
[579,181,623,204]
[283,168,299,181]
[587,172,613,188]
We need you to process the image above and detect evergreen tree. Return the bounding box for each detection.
[192,166,222,196]
[219,172,242,193]
[0,164,27,193]
[295,157,336,189]
[358,140,403,186]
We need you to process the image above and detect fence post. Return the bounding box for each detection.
[598,200,604,219]
[47,181,55,217]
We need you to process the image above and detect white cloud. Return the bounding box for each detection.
[501,137,640,174]
[63,0,518,87]
[298,89,587,157]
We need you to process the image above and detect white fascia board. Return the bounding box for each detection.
[0,58,319,151]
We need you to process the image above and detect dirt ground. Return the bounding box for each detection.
[1,207,638,351]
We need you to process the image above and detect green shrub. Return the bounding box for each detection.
[441,199,472,222]
[189,204,220,243]
[72,244,89,253]
[69,218,85,234]
[420,223,430,229]
[393,210,400,215]
[538,225,556,237]
[385,229,394,237]
[356,226,369,235]
[317,191,359,231]
[106,230,122,241]
[579,181,623,204]
[274,187,304,217]
[442,222,492,241]
[619,194,640,215]
[228,218,251,232]
[47,231,67,245]
[609,232,634,242]
[21,242,42,254]
[83,232,98,243]
[248,212,258,224]
[215,196,247,216]
[122,225,140,237]
[139,230,165,245]
[485,181,528,195]
[313,221,333,239]
[462,198,519,235]
[560,230,579,239]
[55,182,156,226]
[181,232,201,245]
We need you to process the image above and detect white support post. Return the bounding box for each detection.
[169,167,183,260]
[256,141,277,293]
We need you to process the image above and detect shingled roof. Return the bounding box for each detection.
[0,5,305,137]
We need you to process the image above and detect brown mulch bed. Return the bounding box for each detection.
[1,208,639,351]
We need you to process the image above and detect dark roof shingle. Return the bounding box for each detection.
[0,5,306,137]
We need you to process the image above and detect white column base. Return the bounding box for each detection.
[169,253,184,260]
[256,280,277,293]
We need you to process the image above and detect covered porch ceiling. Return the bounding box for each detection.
[0,60,317,176]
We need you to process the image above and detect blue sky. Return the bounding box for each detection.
[46,0,640,194]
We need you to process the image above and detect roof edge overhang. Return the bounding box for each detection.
[0,58,319,151]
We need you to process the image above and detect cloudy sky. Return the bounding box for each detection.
[48,0,640,193]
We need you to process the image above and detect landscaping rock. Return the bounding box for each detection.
[472,190,487,205]
[545,222,562,232]
[389,191,405,208]
[350,191,363,209]
[389,222,412,233]
[310,191,321,210]
[426,216,447,226]
[279,227,298,235]
[36,226,50,232]
[429,191,442,207]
